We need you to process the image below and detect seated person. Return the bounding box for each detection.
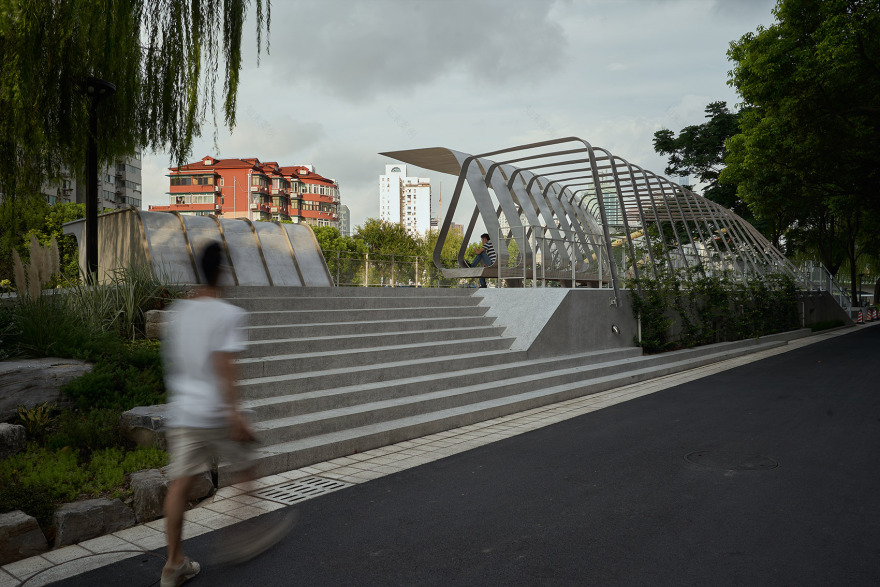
[465,233,497,288]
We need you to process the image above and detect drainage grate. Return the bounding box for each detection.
[252,476,354,505]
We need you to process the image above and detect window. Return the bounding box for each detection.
[191,194,215,204]
[171,176,192,186]
[193,175,213,186]
[219,178,225,186]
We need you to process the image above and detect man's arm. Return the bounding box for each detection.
[215,350,254,442]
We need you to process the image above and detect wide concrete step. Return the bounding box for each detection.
[226,286,475,298]
[231,295,482,312]
[244,338,779,446]
[236,336,516,379]
[245,316,499,341]
[220,339,788,485]
[238,348,534,398]
[242,347,644,417]
[245,305,488,326]
[241,325,508,357]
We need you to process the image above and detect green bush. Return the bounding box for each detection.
[0,445,167,524]
[16,402,57,438]
[44,409,127,453]
[0,293,124,360]
[62,339,165,411]
[627,269,800,353]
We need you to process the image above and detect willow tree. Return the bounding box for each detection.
[0,0,270,200]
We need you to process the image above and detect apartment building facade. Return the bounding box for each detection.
[379,164,432,235]
[148,156,340,228]
[0,152,143,209]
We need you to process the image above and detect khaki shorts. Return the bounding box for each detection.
[166,427,254,480]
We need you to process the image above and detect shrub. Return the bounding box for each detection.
[0,445,168,524]
[16,402,57,438]
[61,339,165,411]
[44,409,127,454]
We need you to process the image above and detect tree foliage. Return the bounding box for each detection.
[653,101,747,215]
[0,0,270,200]
[722,0,880,299]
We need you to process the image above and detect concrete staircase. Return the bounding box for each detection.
[220,286,799,484]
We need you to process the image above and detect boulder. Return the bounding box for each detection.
[0,358,92,421]
[119,404,168,449]
[131,466,215,523]
[130,469,168,523]
[0,510,48,565]
[144,310,168,339]
[159,466,215,502]
[53,498,136,547]
[0,423,26,459]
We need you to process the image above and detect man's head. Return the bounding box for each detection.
[481,233,490,243]
[200,242,223,287]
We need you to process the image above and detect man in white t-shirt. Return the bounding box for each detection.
[159,242,270,586]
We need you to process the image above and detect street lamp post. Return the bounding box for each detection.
[83,76,116,280]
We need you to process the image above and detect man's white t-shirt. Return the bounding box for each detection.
[162,296,247,429]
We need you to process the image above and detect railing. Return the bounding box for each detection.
[799,260,851,309]
[325,251,472,288]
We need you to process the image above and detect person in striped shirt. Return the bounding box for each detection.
[466,233,497,287]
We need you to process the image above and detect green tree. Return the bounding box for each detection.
[354,219,422,257]
[653,101,747,215]
[722,0,880,302]
[0,0,270,202]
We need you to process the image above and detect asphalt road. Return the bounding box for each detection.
[61,326,880,586]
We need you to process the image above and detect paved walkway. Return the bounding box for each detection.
[3,324,878,586]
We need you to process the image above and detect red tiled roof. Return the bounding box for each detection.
[279,166,335,185]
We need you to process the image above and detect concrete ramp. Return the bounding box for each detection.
[63,208,333,286]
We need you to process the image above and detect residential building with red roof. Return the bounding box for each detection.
[148,155,340,228]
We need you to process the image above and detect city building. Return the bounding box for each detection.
[0,152,142,209]
[339,205,351,236]
[148,156,340,229]
[379,164,432,235]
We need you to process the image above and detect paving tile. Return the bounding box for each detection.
[182,523,213,539]
[249,500,287,513]
[113,524,162,545]
[198,514,241,530]
[203,499,247,514]
[0,568,20,587]
[23,552,138,587]
[227,505,267,520]
[228,493,266,506]
[123,531,167,552]
[213,486,246,500]
[296,466,324,475]
[326,456,359,467]
[40,544,92,565]
[145,518,167,532]
[1,556,52,581]
[184,507,224,524]
[277,469,312,481]
[77,534,136,554]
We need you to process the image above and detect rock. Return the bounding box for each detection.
[0,358,92,421]
[0,511,48,565]
[159,466,215,502]
[53,498,136,547]
[130,469,168,523]
[119,405,168,449]
[144,310,168,340]
[0,423,26,459]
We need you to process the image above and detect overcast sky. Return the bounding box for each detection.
[141,0,779,231]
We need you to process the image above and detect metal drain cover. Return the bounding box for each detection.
[253,476,354,505]
[685,451,778,471]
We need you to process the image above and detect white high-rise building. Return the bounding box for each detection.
[379,164,432,235]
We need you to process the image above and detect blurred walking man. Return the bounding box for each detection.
[160,242,291,586]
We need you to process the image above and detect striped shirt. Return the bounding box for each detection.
[483,240,496,264]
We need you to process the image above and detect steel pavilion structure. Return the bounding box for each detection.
[382,137,809,302]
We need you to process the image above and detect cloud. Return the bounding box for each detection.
[266,0,568,102]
